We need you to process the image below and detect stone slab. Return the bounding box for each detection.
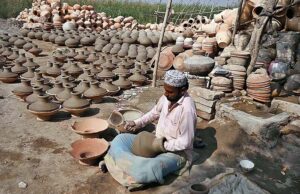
[190,94,217,108]
[195,102,214,114]
[189,87,225,101]
[270,99,300,116]
[196,109,215,120]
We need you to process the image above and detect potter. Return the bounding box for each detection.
[102,70,197,189]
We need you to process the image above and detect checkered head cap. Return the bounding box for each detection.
[164,70,188,87]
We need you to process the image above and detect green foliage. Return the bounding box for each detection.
[0,0,32,19]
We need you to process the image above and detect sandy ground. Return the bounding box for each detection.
[0,19,300,194]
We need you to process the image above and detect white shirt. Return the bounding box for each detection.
[134,92,197,161]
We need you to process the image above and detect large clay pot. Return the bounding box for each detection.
[12,79,33,101]
[63,91,90,116]
[158,47,175,71]
[84,81,107,102]
[27,94,60,121]
[0,66,18,83]
[65,36,80,48]
[173,50,194,72]
[184,50,215,76]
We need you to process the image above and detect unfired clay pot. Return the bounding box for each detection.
[100,79,120,96]
[12,79,33,101]
[63,91,91,117]
[28,45,42,56]
[25,85,43,104]
[0,66,18,83]
[112,75,132,89]
[27,94,60,121]
[83,81,107,102]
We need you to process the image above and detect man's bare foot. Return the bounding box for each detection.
[99,161,108,173]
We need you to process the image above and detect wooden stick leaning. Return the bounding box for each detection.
[152,0,173,87]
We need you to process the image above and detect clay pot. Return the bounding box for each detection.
[0,66,18,83]
[32,78,51,92]
[8,35,18,44]
[25,86,43,104]
[20,28,30,37]
[97,67,115,80]
[42,31,51,41]
[216,29,232,48]
[173,50,196,72]
[63,91,90,116]
[112,75,132,89]
[16,53,27,65]
[1,47,13,58]
[12,79,33,101]
[27,94,60,121]
[65,36,80,48]
[184,50,215,76]
[128,70,147,86]
[102,59,116,70]
[54,50,66,63]
[70,138,109,165]
[11,61,27,75]
[46,63,61,78]
[24,58,39,68]
[74,80,90,93]
[100,79,120,96]
[46,80,64,96]
[83,81,107,102]
[56,83,75,103]
[158,47,175,71]
[55,34,67,46]
[7,50,19,61]
[66,48,77,58]
[63,21,76,32]
[112,64,130,76]
[67,62,83,77]
[86,52,99,64]
[28,45,42,56]
[171,44,184,55]
[19,66,35,80]
[35,31,43,40]
[71,118,108,138]
[14,37,27,49]
[74,51,87,63]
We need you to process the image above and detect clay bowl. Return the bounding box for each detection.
[108,108,143,133]
[11,90,32,101]
[189,183,209,194]
[70,138,109,166]
[71,118,109,138]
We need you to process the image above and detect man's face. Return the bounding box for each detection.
[164,83,182,102]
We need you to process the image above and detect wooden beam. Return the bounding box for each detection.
[152,0,173,87]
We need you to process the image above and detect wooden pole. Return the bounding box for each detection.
[231,0,244,46]
[152,0,173,87]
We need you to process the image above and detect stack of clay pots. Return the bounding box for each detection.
[17,0,136,31]
[224,65,246,90]
[246,72,271,103]
[228,51,251,66]
[211,76,233,92]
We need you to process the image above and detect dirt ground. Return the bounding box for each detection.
[0,19,300,194]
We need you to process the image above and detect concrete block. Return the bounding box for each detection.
[196,110,215,120]
[271,99,300,116]
[189,87,225,100]
[195,102,213,114]
[216,102,291,147]
[191,95,217,108]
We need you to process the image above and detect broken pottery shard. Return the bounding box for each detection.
[189,87,224,100]
[18,181,27,189]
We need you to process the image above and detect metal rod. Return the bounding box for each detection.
[152,0,173,87]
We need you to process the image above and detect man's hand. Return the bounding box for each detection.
[124,121,137,132]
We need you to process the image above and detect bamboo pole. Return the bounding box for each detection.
[152,0,173,87]
[231,0,244,46]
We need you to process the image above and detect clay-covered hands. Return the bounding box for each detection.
[124,121,137,132]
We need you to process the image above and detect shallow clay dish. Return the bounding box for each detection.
[70,138,109,166]
[71,118,109,138]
